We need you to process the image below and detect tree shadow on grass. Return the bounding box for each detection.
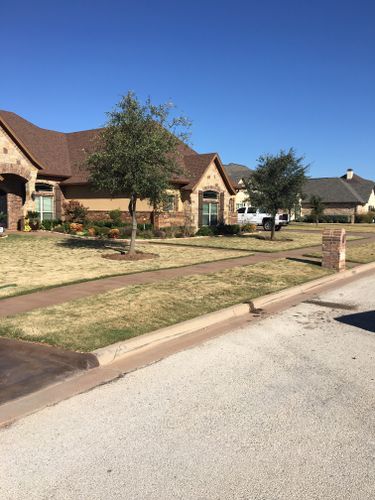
[335,310,375,333]
[56,237,127,251]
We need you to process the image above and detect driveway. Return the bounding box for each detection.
[0,338,98,405]
[0,274,374,499]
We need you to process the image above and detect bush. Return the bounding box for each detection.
[108,228,120,239]
[87,227,97,237]
[109,209,122,226]
[196,226,216,236]
[27,211,40,230]
[94,226,111,238]
[241,223,257,233]
[153,229,167,239]
[303,214,350,224]
[355,211,375,223]
[63,200,88,223]
[119,226,133,238]
[41,219,61,231]
[216,223,241,235]
[138,229,155,239]
[137,222,153,231]
[69,223,84,234]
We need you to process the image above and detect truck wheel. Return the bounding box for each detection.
[275,225,282,231]
[263,220,272,231]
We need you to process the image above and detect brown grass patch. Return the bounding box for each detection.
[102,252,158,261]
[0,234,250,298]
[0,259,332,351]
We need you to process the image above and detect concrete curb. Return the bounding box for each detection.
[92,260,375,366]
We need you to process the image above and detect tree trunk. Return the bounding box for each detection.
[271,215,276,240]
[128,194,138,255]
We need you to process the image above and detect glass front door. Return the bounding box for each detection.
[202,202,218,226]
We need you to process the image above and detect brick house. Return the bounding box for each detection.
[301,169,375,221]
[0,111,237,230]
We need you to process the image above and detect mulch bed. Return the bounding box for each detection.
[102,251,159,261]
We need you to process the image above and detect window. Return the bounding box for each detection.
[35,195,54,221]
[163,195,176,212]
[203,190,218,200]
[202,202,218,226]
[247,207,257,214]
[35,183,53,193]
[237,207,246,213]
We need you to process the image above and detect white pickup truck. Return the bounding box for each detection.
[237,207,289,231]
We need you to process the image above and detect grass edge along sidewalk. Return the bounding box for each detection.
[0,259,331,352]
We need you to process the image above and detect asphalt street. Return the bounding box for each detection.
[0,274,374,500]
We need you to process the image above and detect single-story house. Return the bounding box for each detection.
[301,169,375,221]
[0,111,237,230]
[224,163,253,209]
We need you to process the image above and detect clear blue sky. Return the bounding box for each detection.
[1,0,374,178]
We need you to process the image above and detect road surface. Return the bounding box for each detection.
[1,274,374,499]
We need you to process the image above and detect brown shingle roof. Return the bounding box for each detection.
[0,111,235,193]
[0,111,71,178]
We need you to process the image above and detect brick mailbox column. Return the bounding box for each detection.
[322,228,346,271]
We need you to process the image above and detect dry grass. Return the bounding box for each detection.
[0,233,249,298]
[289,223,375,233]
[153,231,360,253]
[305,241,375,264]
[0,259,331,351]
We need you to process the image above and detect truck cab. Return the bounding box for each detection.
[237,207,289,231]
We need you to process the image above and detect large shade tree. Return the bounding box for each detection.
[87,92,190,255]
[244,149,308,240]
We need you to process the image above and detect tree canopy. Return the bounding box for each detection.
[244,149,308,239]
[87,92,191,254]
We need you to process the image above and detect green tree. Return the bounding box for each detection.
[87,92,190,255]
[309,195,325,226]
[244,149,308,240]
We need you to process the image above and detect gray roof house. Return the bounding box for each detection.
[301,169,375,219]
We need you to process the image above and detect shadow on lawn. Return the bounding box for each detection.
[335,310,375,333]
[57,237,126,251]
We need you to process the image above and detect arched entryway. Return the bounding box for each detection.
[0,174,27,229]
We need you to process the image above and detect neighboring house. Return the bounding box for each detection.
[0,111,237,230]
[224,163,253,209]
[301,169,375,221]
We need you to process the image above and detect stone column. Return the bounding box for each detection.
[7,192,23,230]
[322,229,346,272]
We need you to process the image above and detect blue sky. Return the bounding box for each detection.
[1,0,374,178]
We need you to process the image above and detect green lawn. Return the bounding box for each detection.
[0,233,250,298]
[0,259,332,351]
[305,241,375,264]
[152,231,361,253]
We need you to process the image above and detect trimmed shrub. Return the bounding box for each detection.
[119,226,133,238]
[153,229,167,239]
[303,214,350,224]
[109,209,122,226]
[108,228,120,239]
[94,226,111,238]
[196,226,216,236]
[241,223,257,233]
[216,223,241,235]
[69,223,84,233]
[87,227,97,237]
[63,200,88,223]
